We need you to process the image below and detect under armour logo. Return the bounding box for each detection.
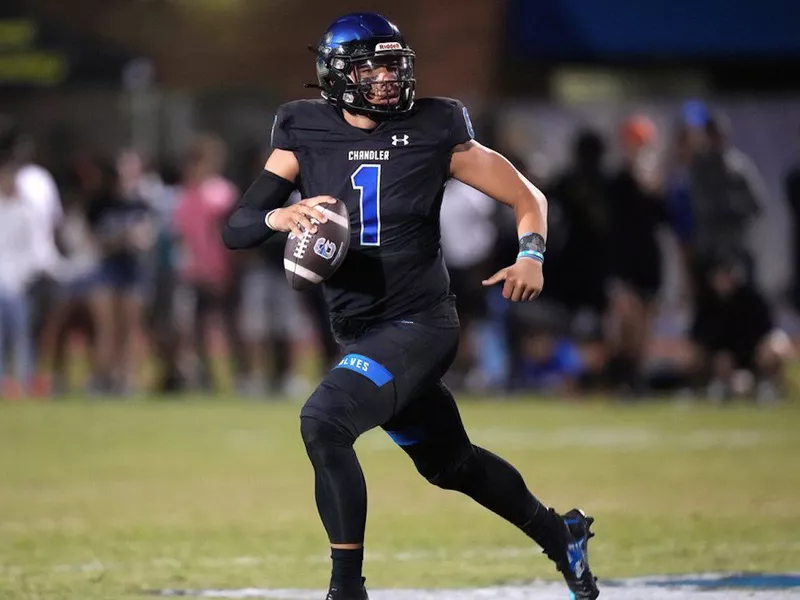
[391,134,410,146]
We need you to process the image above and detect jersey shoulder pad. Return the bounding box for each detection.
[413,97,475,148]
[277,99,330,120]
[271,100,332,150]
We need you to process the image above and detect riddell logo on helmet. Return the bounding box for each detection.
[375,42,402,52]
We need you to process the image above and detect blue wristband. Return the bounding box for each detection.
[518,250,544,263]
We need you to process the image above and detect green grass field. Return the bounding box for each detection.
[1,397,799,599]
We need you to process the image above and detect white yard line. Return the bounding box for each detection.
[4,542,800,576]
[154,583,800,599]
[4,554,800,598]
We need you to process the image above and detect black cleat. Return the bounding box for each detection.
[325,577,368,600]
[550,509,599,600]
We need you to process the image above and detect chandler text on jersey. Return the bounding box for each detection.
[348,150,391,161]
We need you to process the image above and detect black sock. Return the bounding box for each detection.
[331,546,364,587]
[520,504,568,559]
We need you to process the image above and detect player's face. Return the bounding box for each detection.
[351,56,408,106]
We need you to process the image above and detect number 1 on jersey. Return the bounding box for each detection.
[351,164,382,246]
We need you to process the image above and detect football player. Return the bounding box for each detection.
[223,13,599,600]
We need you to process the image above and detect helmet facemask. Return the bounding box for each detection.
[317,49,416,118]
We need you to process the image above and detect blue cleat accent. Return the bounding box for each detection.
[548,508,599,599]
[567,538,586,577]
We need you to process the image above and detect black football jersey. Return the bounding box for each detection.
[271,97,475,335]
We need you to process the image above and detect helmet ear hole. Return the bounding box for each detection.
[327,69,349,103]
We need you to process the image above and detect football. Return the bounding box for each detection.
[284,199,351,291]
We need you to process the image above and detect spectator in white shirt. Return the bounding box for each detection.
[440,179,497,390]
[17,162,63,277]
[0,128,37,397]
[2,118,63,387]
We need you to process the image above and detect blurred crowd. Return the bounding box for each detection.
[459,105,795,402]
[0,103,797,402]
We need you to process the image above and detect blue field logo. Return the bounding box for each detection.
[608,572,800,590]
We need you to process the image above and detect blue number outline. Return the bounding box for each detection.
[351,164,382,246]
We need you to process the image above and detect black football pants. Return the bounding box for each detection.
[299,319,546,545]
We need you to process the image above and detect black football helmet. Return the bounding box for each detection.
[310,13,416,118]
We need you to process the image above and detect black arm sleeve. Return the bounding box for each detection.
[222,169,296,250]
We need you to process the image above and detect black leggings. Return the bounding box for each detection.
[299,320,556,551]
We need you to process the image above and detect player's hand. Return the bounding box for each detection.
[482,258,544,302]
[268,196,337,238]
